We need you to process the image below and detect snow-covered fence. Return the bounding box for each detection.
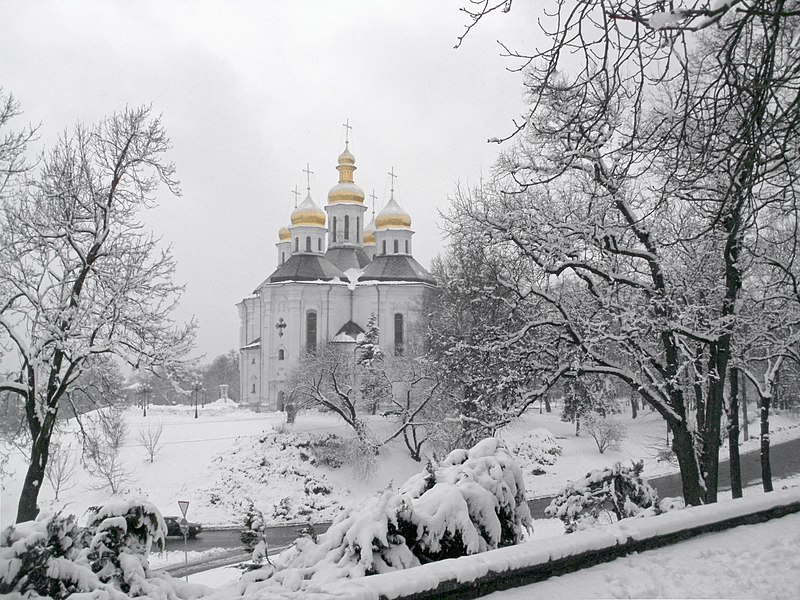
[317,487,800,600]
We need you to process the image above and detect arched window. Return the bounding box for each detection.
[251,356,255,365]
[294,237,299,252]
[356,217,360,242]
[305,236,311,252]
[281,251,285,264]
[382,240,387,255]
[344,215,350,240]
[278,348,285,360]
[405,240,409,254]
[393,239,399,254]
[306,311,317,353]
[332,216,337,242]
[394,313,404,356]
[318,238,322,251]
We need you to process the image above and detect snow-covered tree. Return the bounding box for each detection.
[0,104,195,522]
[545,461,661,533]
[356,313,390,415]
[239,438,531,593]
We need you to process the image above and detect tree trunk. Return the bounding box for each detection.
[728,367,742,499]
[17,432,50,523]
[741,373,749,441]
[544,396,551,413]
[671,424,705,506]
[703,347,724,504]
[575,415,580,436]
[631,394,638,419]
[761,393,773,492]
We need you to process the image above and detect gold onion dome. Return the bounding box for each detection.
[291,193,326,227]
[328,143,365,205]
[375,194,411,230]
[278,226,291,241]
[364,217,376,245]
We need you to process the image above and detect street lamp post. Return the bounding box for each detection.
[192,380,201,419]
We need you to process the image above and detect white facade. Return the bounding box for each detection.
[237,143,436,411]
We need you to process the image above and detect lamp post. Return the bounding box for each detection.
[192,380,202,419]
[141,383,151,417]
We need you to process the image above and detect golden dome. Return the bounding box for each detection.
[278,226,291,241]
[375,195,411,230]
[291,193,326,227]
[328,143,365,205]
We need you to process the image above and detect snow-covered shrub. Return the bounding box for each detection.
[84,500,166,593]
[309,434,346,468]
[0,500,168,599]
[238,438,531,595]
[584,413,627,454]
[0,512,90,598]
[545,461,660,532]
[345,434,380,480]
[512,428,562,474]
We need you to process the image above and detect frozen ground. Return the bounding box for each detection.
[2,399,799,530]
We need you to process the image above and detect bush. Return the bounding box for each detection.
[584,413,627,454]
[512,428,562,474]
[240,438,532,593]
[0,500,167,599]
[545,461,660,532]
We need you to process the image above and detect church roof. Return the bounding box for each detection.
[267,253,345,283]
[359,255,436,284]
[325,246,371,271]
[333,320,365,343]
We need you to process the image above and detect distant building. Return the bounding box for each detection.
[237,141,436,411]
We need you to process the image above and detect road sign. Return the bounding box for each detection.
[178,500,189,517]
[179,518,189,536]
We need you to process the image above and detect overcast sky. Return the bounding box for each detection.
[1,0,542,361]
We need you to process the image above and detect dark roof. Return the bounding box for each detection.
[324,246,371,271]
[267,253,345,283]
[335,320,365,338]
[359,255,436,284]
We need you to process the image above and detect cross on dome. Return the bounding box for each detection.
[342,118,352,145]
[303,163,314,193]
[291,186,300,208]
[388,167,397,195]
[370,189,377,217]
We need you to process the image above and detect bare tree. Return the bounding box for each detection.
[44,438,77,501]
[137,422,163,463]
[0,103,195,522]
[82,407,130,494]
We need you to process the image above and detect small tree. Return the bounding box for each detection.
[584,413,627,454]
[356,314,391,415]
[137,422,163,463]
[44,438,77,501]
[83,408,130,494]
[545,461,660,532]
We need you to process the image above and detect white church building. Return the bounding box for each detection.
[237,141,436,411]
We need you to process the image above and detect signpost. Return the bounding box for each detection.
[178,501,190,581]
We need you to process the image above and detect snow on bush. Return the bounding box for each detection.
[0,499,188,599]
[545,460,664,532]
[206,432,349,525]
[234,438,532,596]
[583,413,627,454]
[511,428,562,474]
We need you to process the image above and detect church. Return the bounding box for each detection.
[237,138,436,411]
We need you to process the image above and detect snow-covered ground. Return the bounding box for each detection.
[488,509,800,599]
[3,400,799,530]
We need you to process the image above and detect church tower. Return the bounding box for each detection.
[276,225,291,265]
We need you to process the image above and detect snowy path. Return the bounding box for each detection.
[486,511,800,599]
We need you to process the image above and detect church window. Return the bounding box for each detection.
[281,251,285,264]
[393,239,399,254]
[333,217,337,242]
[382,240,387,255]
[251,356,255,365]
[356,217,360,242]
[252,384,255,393]
[305,236,311,252]
[294,237,299,252]
[344,215,350,240]
[405,240,409,254]
[394,313,404,356]
[306,311,317,353]
[278,348,285,360]
[318,238,322,251]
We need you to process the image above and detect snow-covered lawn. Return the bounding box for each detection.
[2,400,799,530]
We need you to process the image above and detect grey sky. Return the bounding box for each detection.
[1,0,540,360]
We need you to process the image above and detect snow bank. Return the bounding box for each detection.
[319,486,800,600]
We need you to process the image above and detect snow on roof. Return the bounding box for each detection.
[241,337,261,350]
